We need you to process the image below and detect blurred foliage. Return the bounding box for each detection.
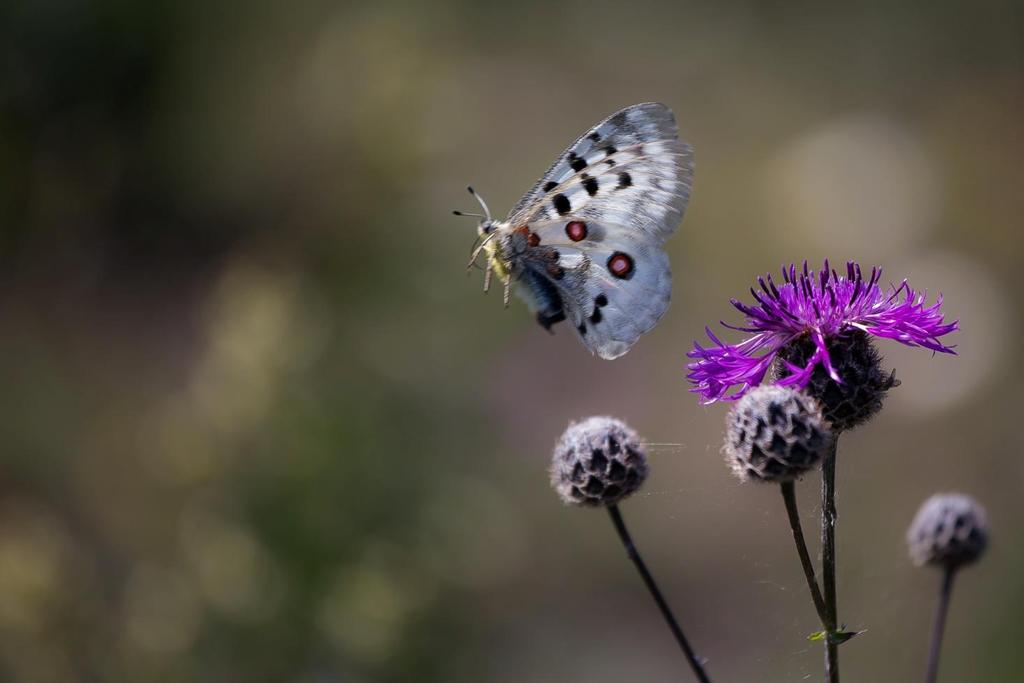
[0,0,1022,681]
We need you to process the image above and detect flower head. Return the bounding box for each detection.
[775,329,900,430]
[907,493,988,569]
[550,416,648,506]
[724,385,832,483]
[687,260,958,404]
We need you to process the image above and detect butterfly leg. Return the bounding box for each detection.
[483,258,493,292]
[502,273,512,308]
[466,232,496,270]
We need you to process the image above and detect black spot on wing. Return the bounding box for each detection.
[553,193,571,215]
[603,145,617,156]
[617,172,632,189]
[543,180,558,192]
[589,307,603,324]
[587,131,601,142]
[568,152,587,172]
[582,175,599,196]
[595,293,608,307]
[536,309,565,333]
[577,323,587,336]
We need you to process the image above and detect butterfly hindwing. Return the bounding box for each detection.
[520,219,672,359]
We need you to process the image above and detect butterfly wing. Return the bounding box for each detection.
[519,220,672,359]
[506,102,693,244]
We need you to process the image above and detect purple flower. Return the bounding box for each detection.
[687,260,958,403]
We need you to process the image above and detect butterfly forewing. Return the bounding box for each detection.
[506,102,693,245]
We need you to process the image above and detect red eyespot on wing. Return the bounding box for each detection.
[607,252,634,279]
[527,232,540,247]
[565,221,588,242]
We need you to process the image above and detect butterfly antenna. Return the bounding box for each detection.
[467,186,492,222]
[452,210,486,218]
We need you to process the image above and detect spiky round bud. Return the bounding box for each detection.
[775,330,898,431]
[907,493,988,569]
[724,385,832,483]
[550,416,648,506]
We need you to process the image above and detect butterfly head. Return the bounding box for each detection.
[455,185,504,259]
[456,186,517,303]
[477,218,496,237]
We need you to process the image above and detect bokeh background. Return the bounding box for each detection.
[1,1,1022,681]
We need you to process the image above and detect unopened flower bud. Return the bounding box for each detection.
[907,493,988,569]
[551,416,648,507]
[724,385,832,482]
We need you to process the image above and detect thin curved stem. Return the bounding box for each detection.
[606,504,712,683]
[780,481,828,624]
[821,439,840,683]
[924,567,956,683]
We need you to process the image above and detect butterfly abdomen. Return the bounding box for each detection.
[519,266,566,332]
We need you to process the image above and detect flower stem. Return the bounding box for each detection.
[821,438,840,683]
[606,504,712,683]
[780,481,828,624]
[924,567,956,683]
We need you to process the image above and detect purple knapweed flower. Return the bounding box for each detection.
[687,260,958,404]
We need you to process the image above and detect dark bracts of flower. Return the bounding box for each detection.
[550,416,648,506]
[725,385,833,482]
[907,493,988,569]
[774,330,898,431]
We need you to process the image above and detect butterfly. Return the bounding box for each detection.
[457,102,694,360]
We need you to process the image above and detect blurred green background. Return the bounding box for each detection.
[1,1,1021,681]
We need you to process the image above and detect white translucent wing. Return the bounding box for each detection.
[523,220,672,359]
[506,102,693,244]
